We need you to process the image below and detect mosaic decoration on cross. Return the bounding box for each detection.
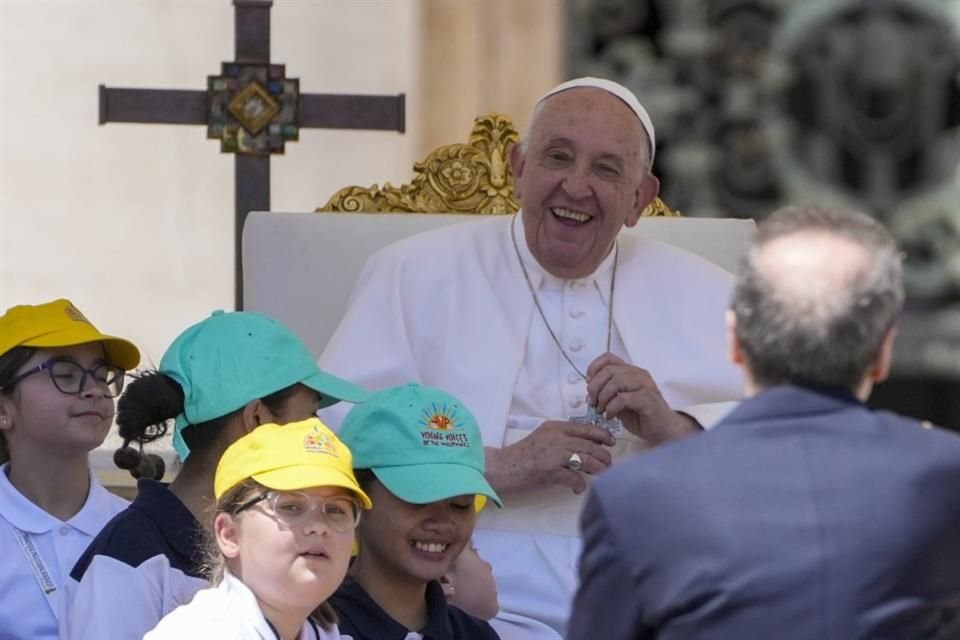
[208,63,300,155]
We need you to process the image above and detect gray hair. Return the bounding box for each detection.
[731,205,904,390]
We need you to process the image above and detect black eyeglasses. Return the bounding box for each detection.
[236,491,362,533]
[1,358,126,398]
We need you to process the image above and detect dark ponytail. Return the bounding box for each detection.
[113,370,182,481]
[114,369,250,481]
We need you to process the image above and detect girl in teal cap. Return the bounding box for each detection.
[0,298,140,640]
[68,310,369,640]
[331,383,502,640]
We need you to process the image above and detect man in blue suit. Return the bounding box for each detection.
[568,205,960,640]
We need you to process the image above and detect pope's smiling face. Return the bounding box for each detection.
[511,87,659,279]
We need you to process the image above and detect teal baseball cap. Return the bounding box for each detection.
[161,310,369,460]
[339,383,502,508]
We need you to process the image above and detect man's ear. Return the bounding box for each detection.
[215,512,242,559]
[509,143,526,197]
[624,174,660,228]
[726,309,745,367]
[868,326,898,384]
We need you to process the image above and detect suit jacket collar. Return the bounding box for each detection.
[720,384,863,427]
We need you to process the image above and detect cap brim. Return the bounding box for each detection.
[102,337,141,370]
[302,370,370,407]
[25,330,140,370]
[373,463,503,508]
[252,465,373,509]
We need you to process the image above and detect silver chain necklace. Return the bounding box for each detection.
[510,217,618,380]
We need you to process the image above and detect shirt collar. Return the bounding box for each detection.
[70,475,124,535]
[0,463,122,535]
[421,580,454,638]
[332,577,454,639]
[220,570,278,638]
[513,212,618,304]
[720,384,864,428]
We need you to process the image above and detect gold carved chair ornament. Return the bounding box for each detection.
[316,113,679,217]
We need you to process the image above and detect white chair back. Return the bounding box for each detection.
[242,212,756,356]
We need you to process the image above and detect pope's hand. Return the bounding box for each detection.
[586,353,700,445]
[485,420,615,497]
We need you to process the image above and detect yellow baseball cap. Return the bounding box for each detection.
[0,298,140,370]
[215,417,372,509]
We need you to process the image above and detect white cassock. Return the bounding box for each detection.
[319,213,743,639]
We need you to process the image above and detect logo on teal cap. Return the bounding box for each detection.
[340,383,502,508]
[419,403,474,449]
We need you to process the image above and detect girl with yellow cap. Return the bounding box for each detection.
[0,299,140,640]
[146,417,370,640]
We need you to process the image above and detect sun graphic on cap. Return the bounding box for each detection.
[419,403,462,431]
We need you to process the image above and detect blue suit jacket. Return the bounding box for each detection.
[568,385,960,640]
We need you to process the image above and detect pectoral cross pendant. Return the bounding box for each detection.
[571,405,624,437]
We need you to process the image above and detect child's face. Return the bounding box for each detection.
[356,477,476,584]
[445,542,499,621]
[0,343,115,457]
[216,485,356,613]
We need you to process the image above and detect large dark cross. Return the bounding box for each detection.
[98,0,404,308]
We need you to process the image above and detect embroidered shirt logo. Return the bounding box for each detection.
[303,428,339,457]
[419,403,470,448]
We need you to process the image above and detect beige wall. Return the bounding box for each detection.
[419,0,563,155]
[0,0,422,366]
[0,0,422,482]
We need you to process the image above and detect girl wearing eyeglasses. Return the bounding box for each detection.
[0,298,140,640]
[68,310,370,640]
[146,417,371,640]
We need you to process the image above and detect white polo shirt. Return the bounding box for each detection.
[145,570,342,640]
[0,462,126,640]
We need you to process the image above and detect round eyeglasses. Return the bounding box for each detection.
[1,358,126,398]
[236,491,362,533]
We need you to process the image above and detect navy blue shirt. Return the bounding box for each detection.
[71,478,204,581]
[67,479,209,639]
[331,577,500,640]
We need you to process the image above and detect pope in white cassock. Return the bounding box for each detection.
[318,77,744,639]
